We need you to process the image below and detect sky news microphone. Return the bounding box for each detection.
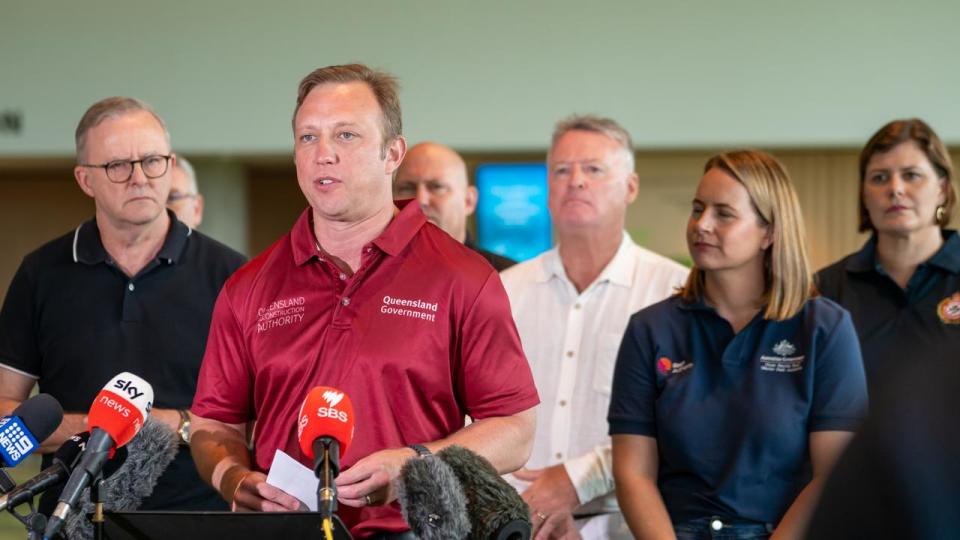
[44,372,153,539]
[0,432,128,513]
[397,453,471,539]
[436,446,531,540]
[0,393,63,469]
[297,386,355,517]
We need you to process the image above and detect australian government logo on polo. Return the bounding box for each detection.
[380,295,438,323]
[759,340,805,373]
[937,292,960,325]
[257,296,307,333]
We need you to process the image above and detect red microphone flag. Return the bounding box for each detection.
[297,387,355,460]
[87,372,154,451]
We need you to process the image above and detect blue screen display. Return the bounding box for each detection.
[475,163,552,262]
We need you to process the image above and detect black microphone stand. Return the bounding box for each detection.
[0,467,45,540]
[91,474,105,540]
[0,469,16,494]
[4,492,47,540]
[313,437,340,518]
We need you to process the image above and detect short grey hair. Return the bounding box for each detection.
[549,114,635,170]
[174,155,199,194]
[75,96,170,161]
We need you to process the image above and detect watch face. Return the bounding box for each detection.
[178,413,191,444]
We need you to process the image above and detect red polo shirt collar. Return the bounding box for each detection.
[290,199,427,266]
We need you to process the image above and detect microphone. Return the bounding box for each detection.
[436,446,531,540]
[397,453,471,540]
[62,417,179,540]
[0,433,128,512]
[0,394,63,469]
[297,386,355,518]
[44,372,153,539]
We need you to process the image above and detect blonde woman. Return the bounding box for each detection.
[609,150,867,540]
[817,118,959,403]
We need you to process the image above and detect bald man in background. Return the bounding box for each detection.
[168,155,204,229]
[394,142,516,270]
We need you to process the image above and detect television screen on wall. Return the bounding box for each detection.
[474,163,552,262]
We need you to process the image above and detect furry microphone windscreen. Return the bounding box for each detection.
[397,454,470,540]
[64,417,178,540]
[436,446,532,540]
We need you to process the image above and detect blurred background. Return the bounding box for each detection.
[1,0,958,535]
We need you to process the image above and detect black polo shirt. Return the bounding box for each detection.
[816,230,960,400]
[0,212,246,511]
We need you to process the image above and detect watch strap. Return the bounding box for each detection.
[408,444,431,458]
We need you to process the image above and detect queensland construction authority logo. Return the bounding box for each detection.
[380,295,438,323]
[760,340,805,373]
[256,296,306,333]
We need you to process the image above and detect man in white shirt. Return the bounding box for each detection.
[501,115,688,539]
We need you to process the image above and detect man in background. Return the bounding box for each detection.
[394,141,515,270]
[167,155,204,229]
[502,115,688,539]
[0,96,246,512]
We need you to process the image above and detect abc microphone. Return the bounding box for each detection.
[297,387,355,519]
[44,372,153,539]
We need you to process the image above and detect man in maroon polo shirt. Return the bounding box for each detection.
[190,64,539,538]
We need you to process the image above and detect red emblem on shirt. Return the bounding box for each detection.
[657,357,672,375]
[937,293,960,325]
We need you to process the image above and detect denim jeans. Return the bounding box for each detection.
[674,516,773,540]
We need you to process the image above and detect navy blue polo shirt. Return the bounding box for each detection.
[0,212,246,511]
[816,230,960,401]
[608,295,868,525]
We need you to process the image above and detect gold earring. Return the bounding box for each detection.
[936,205,946,225]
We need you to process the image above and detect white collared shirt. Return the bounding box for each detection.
[501,232,688,536]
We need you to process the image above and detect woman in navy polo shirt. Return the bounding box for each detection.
[816,119,959,403]
[609,150,868,539]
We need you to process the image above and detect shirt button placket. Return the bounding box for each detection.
[551,294,585,467]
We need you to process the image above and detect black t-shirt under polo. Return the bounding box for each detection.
[816,230,960,402]
[0,213,246,511]
[464,234,517,272]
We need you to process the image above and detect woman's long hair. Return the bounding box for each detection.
[679,150,814,320]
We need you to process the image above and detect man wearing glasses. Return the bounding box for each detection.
[168,156,204,230]
[0,97,246,512]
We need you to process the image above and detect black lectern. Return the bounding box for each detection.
[102,511,353,540]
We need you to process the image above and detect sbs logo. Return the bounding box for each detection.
[317,390,348,421]
[322,391,344,407]
[316,406,348,423]
[297,414,309,438]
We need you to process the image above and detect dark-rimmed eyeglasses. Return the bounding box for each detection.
[78,155,172,183]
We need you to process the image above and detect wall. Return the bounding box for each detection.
[2,0,959,157]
